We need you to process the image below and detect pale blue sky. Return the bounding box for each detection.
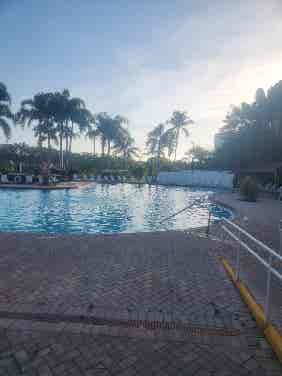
[1,0,282,157]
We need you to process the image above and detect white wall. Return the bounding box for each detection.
[157,170,234,189]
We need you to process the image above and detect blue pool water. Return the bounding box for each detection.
[0,184,232,234]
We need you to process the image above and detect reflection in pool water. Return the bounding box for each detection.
[0,184,232,234]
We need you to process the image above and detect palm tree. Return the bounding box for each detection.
[146,123,166,158]
[48,90,93,168]
[146,123,167,174]
[67,97,93,153]
[95,112,112,156]
[166,110,194,160]
[114,129,139,159]
[16,92,56,149]
[95,113,128,156]
[86,124,100,155]
[0,82,13,140]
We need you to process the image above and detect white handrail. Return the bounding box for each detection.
[223,218,282,262]
[221,219,282,321]
[222,225,282,282]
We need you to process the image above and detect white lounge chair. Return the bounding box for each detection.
[73,174,81,182]
[25,175,33,184]
[48,175,57,184]
[0,174,9,184]
[38,175,44,185]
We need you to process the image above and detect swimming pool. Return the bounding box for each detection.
[0,184,232,234]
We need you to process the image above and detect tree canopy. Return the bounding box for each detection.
[214,80,282,170]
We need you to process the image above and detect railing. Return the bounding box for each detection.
[221,218,282,321]
[159,203,195,225]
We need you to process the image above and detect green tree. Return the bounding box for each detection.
[114,129,139,159]
[146,123,168,174]
[0,82,13,140]
[86,123,100,155]
[166,110,194,160]
[17,92,56,148]
[185,145,211,167]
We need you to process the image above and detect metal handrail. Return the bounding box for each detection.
[159,203,194,224]
[223,218,282,262]
[221,218,282,321]
[222,225,282,282]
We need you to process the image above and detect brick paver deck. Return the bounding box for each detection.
[0,230,281,374]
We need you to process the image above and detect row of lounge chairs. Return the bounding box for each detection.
[73,174,126,183]
[0,174,59,185]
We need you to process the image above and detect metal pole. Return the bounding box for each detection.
[206,210,211,236]
[279,220,282,255]
[265,253,273,323]
[235,230,241,281]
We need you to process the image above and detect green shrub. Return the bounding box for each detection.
[240,176,258,202]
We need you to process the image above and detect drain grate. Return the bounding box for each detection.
[0,310,241,337]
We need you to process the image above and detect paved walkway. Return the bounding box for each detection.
[0,231,281,374]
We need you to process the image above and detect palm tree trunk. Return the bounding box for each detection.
[65,136,69,154]
[69,121,74,153]
[59,125,64,169]
[101,137,105,156]
[93,136,96,155]
[174,128,180,161]
[107,140,111,156]
[47,135,51,149]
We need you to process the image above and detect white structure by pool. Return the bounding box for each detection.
[157,170,234,189]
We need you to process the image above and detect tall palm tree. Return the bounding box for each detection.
[48,90,93,168]
[146,123,168,174]
[146,123,166,158]
[166,110,194,160]
[95,113,128,156]
[0,82,13,140]
[95,112,111,156]
[16,92,56,149]
[67,97,93,153]
[86,124,100,155]
[114,129,139,159]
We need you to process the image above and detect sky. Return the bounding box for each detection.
[1,0,282,158]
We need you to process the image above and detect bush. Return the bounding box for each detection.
[240,176,258,202]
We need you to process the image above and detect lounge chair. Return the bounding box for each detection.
[0,174,9,184]
[73,174,81,182]
[25,175,33,184]
[14,175,22,184]
[103,176,109,183]
[38,175,44,185]
[48,176,57,184]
